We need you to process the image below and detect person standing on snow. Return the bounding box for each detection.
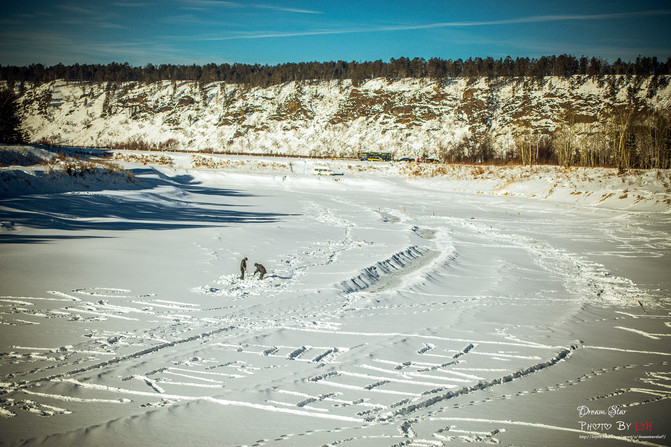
[240,257,248,279]
[253,263,267,280]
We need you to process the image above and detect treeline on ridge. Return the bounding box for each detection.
[2,55,671,87]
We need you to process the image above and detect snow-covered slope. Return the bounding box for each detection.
[15,76,671,158]
[0,145,137,197]
[3,145,670,213]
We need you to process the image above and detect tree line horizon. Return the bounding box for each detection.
[2,55,671,87]
[2,54,670,170]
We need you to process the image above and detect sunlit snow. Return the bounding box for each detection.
[1,147,670,445]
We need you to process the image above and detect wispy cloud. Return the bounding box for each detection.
[160,13,232,26]
[178,0,321,14]
[57,4,97,15]
[0,28,189,65]
[2,3,667,66]
[188,9,671,41]
[112,2,156,6]
[253,4,322,14]
[405,9,671,30]
[50,3,124,29]
[0,29,77,65]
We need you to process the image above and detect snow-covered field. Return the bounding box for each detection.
[1,146,670,446]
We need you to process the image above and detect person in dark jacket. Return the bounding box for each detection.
[240,257,248,279]
[253,263,267,280]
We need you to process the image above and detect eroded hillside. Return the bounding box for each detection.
[16,75,671,161]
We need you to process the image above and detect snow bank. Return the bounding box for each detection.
[0,145,138,198]
[4,146,670,213]
[117,149,671,212]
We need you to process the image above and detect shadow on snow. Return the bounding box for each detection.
[0,168,294,243]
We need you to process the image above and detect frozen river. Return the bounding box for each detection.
[1,160,670,446]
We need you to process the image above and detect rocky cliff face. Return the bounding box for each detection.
[17,75,671,159]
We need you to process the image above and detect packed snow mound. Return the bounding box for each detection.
[339,246,435,293]
[0,145,53,166]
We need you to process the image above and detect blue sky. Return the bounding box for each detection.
[1,0,670,67]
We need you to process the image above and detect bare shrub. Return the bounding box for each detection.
[471,166,485,177]
[34,136,61,147]
[113,152,173,166]
[108,138,158,151]
[158,138,180,151]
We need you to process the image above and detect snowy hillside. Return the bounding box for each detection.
[15,75,671,159]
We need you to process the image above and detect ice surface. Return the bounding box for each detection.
[1,147,670,446]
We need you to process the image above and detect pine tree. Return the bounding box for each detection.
[0,88,26,144]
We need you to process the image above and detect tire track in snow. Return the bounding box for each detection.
[371,345,579,422]
[447,217,656,308]
[2,326,236,393]
[50,378,365,423]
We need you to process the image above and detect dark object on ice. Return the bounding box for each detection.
[240,257,248,279]
[253,263,267,280]
[638,300,647,313]
[359,151,391,161]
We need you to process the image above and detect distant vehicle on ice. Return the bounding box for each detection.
[359,151,392,162]
[398,157,415,162]
[313,163,343,176]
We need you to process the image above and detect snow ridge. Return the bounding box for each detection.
[339,246,432,293]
